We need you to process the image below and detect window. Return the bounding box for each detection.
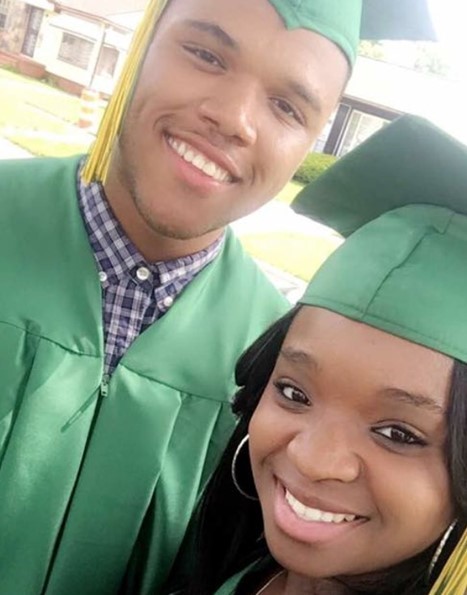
[0,0,11,30]
[95,46,119,78]
[58,32,93,70]
[312,109,337,153]
[338,110,389,157]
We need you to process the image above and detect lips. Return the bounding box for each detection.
[165,133,239,183]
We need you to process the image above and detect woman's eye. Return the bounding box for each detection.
[374,426,425,447]
[271,98,302,123]
[184,45,223,68]
[274,381,309,405]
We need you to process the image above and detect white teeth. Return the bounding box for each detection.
[192,154,205,168]
[185,149,196,162]
[167,135,232,183]
[285,489,357,524]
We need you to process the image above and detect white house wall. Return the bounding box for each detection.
[35,19,98,85]
[91,28,131,94]
[32,9,133,94]
[346,56,467,145]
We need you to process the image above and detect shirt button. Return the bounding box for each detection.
[99,271,108,283]
[163,296,174,309]
[136,267,151,281]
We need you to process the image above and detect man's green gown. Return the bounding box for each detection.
[0,156,287,594]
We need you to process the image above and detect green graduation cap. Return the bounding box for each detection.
[294,114,467,362]
[293,114,467,594]
[268,0,436,65]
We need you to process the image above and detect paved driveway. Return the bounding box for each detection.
[0,137,32,159]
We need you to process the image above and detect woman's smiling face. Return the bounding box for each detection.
[249,307,454,579]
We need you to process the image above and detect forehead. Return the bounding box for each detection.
[158,0,348,90]
[283,307,453,403]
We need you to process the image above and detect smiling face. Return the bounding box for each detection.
[105,0,348,259]
[249,307,455,580]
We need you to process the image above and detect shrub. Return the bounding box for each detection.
[293,152,337,185]
[1,64,19,75]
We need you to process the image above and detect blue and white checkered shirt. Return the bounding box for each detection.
[77,167,224,375]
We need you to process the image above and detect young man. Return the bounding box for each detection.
[0,0,434,593]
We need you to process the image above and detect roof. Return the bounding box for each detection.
[54,0,148,19]
[346,57,467,144]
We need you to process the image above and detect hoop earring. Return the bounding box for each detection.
[231,434,258,501]
[428,520,457,579]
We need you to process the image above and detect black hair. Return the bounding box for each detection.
[183,306,467,595]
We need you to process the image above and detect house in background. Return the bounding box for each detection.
[0,0,147,95]
[314,56,467,155]
[0,0,52,77]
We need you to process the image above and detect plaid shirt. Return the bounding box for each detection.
[77,167,224,375]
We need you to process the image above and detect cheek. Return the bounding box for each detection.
[372,452,454,538]
[248,394,297,469]
[257,134,311,189]
[132,53,197,115]
[249,397,281,462]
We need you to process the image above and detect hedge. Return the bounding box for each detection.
[293,152,337,185]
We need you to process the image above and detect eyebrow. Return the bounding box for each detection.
[285,78,322,113]
[280,348,445,415]
[279,347,319,369]
[183,19,238,50]
[382,388,444,415]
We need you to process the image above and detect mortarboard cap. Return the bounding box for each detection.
[269,0,436,67]
[293,115,466,594]
[82,0,436,185]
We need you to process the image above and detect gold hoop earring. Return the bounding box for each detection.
[231,434,258,501]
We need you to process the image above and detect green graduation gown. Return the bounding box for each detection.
[212,567,255,595]
[0,156,288,595]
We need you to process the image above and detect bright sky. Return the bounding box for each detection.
[359,1,467,142]
[428,0,467,79]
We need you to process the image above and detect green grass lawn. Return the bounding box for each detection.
[275,179,304,205]
[0,68,82,122]
[238,181,341,281]
[236,178,341,280]
[240,231,341,281]
[0,67,96,156]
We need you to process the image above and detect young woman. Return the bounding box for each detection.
[173,116,467,595]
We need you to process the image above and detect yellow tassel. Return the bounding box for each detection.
[429,529,467,594]
[81,0,170,185]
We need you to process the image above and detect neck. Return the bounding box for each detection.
[103,165,224,263]
[281,572,355,595]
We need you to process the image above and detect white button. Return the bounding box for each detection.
[136,267,151,281]
[99,271,108,283]
[163,296,174,309]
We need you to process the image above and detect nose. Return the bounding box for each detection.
[287,417,362,484]
[198,76,258,147]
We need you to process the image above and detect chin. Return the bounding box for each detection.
[266,538,367,581]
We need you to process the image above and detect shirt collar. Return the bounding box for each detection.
[77,162,225,287]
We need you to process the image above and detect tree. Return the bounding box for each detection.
[358,40,385,60]
[413,42,450,77]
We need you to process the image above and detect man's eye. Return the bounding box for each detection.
[271,98,302,123]
[373,426,425,447]
[274,381,309,405]
[184,45,223,68]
